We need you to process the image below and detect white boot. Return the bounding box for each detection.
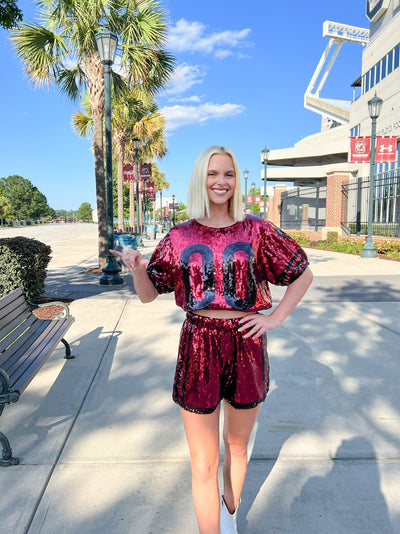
[220,496,238,534]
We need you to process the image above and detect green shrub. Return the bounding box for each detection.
[326,231,338,246]
[287,231,311,246]
[0,237,52,302]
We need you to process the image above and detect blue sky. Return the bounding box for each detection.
[0,0,367,210]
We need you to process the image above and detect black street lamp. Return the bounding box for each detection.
[172,194,176,226]
[243,169,249,213]
[132,137,141,235]
[96,28,123,286]
[361,94,383,258]
[252,182,256,215]
[261,146,270,219]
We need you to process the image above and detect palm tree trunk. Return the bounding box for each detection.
[115,140,124,232]
[86,55,107,268]
[93,111,108,267]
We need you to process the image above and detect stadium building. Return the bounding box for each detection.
[266,0,400,239]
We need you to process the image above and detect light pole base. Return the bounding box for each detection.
[99,254,124,286]
[360,239,378,259]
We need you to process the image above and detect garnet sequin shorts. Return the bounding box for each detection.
[173,312,270,414]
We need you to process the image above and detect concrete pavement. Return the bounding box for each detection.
[1,223,400,533]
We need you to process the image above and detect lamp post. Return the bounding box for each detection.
[252,182,256,215]
[361,94,383,258]
[96,28,123,286]
[172,194,176,226]
[132,137,141,235]
[261,146,270,219]
[243,169,249,213]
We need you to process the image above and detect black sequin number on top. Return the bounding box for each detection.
[180,242,256,310]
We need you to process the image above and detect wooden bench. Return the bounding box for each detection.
[0,287,75,467]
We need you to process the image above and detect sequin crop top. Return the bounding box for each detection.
[146,215,309,312]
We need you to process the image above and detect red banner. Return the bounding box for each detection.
[375,136,397,163]
[140,163,152,181]
[123,163,134,181]
[350,137,370,163]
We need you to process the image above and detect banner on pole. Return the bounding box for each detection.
[350,137,370,163]
[375,136,397,163]
[123,163,135,181]
[140,163,152,181]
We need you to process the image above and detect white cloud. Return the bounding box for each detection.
[168,19,251,58]
[215,49,233,60]
[160,102,246,131]
[164,63,206,95]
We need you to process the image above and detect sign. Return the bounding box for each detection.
[375,136,397,163]
[140,163,152,181]
[350,137,371,163]
[148,192,156,202]
[255,195,261,203]
[366,0,389,22]
[123,163,134,181]
[169,202,179,209]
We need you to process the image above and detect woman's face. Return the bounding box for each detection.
[206,153,236,208]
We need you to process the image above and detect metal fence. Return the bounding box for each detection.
[280,185,326,231]
[341,168,400,237]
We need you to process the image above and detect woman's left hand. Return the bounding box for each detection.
[238,313,281,339]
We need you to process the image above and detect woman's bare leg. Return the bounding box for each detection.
[181,406,221,534]
[222,402,261,513]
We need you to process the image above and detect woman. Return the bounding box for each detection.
[111,145,313,534]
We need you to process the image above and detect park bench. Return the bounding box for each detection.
[0,287,75,467]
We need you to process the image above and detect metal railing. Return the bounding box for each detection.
[280,185,327,231]
[341,169,400,237]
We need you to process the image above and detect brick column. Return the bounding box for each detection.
[269,185,287,226]
[324,171,350,238]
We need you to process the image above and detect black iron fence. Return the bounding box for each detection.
[280,185,326,231]
[341,169,400,238]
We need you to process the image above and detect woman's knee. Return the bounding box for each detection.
[191,453,219,483]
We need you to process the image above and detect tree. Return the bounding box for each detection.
[77,201,92,221]
[12,0,174,266]
[0,186,11,225]
[0,175,52,220]
[0,0,22,29]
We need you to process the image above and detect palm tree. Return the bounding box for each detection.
[12,0,174,266]
[151,165,169,225]
[72,86,167,232]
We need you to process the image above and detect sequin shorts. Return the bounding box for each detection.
[173,312,270,414]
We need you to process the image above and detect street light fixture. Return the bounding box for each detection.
[252,182,256,215]
[132,137,141,236]
[96,28,123,286]
[243,169,249,213]
[261,146,270,220]
[361,94,383,258]
[172,194,176,226]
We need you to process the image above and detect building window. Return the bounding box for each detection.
[395,44,400,70]
[364,70,370,93]
[370,65,375,89]
[350,124,361,137]
[381,55,387,80]
[376,61,381,84]
[388,49,393,75]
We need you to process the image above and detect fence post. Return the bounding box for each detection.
[323,170,351,239]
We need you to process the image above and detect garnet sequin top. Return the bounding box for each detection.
[146,215,308,312]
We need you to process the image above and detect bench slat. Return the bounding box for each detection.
[8,318,74,394]
[1,319,49,371]
[0,296,31,332]
[0,314,38,354]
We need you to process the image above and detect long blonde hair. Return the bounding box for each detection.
[186,145,244,221]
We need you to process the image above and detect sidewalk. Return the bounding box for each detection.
[1,224,399,533]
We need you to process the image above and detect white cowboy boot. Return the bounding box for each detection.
[220,496,238,534]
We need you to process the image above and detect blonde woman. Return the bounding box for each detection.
[112,145,313,533]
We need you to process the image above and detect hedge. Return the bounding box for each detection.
[0,237,52,302]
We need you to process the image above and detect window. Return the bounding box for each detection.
[370,65,375,89]
[395,44,400,69]
[381,56,386,80]
[388,49,393,75]
[376,61,381,84]
[364,71,370,93]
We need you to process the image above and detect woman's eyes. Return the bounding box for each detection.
[207,172,235,177]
